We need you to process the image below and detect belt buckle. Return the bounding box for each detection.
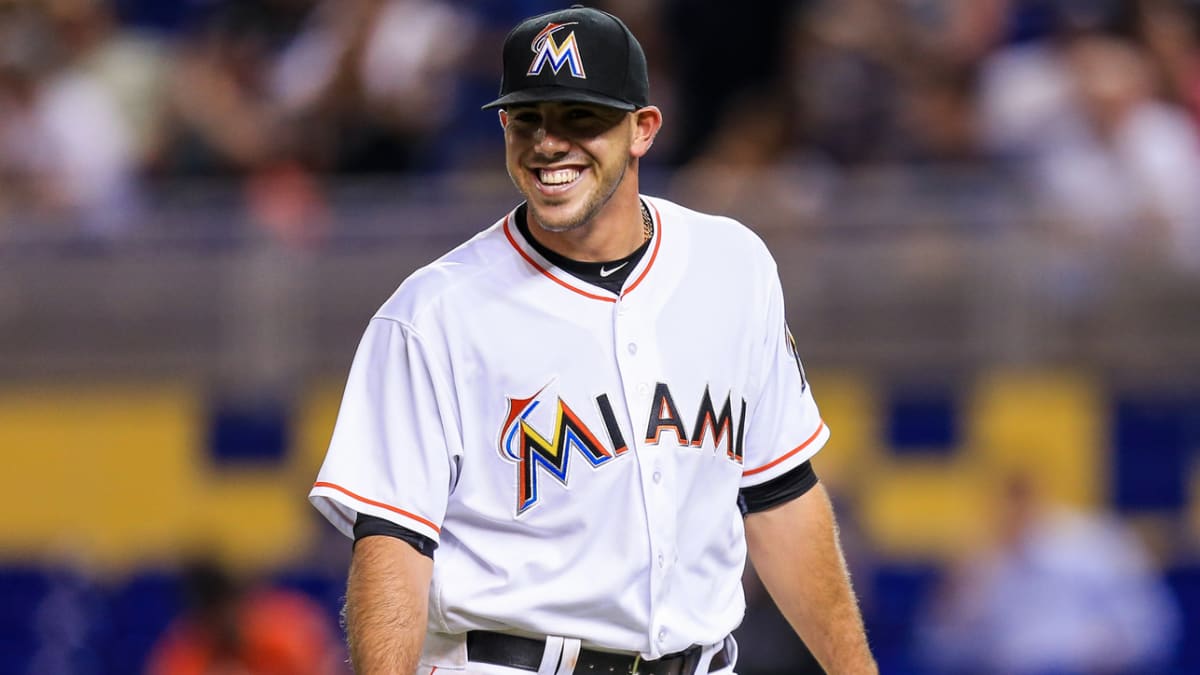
[629,654,641,675]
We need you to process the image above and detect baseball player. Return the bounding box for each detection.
[310,6,877,674]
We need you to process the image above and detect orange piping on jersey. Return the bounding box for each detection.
[503,214,617,303]
[313,481,441,533]
[621,201,662,297]
[741,421,826,477]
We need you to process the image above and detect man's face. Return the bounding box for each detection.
[501,101,634,233]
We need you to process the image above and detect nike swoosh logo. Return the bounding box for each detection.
[599,262,629,277]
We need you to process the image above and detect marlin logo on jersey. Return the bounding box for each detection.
[498,383,627,515]
[527,22,586,78]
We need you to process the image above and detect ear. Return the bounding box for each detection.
[629,106,662,159]
[498,109,508,128]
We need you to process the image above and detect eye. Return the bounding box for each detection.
[511,112,541,125]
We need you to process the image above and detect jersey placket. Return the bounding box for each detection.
[612,292,678,656]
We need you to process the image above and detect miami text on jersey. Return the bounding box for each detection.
[498,383,746,515]
[527,22,586,78]
[645,383,747,464]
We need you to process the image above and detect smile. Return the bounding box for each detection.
[534,167,584,192]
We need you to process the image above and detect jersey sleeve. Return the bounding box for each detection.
[739,268,830,488]
[309,317,457,543]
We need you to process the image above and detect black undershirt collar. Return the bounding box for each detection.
[513,202,652,295]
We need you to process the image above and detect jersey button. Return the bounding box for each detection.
[657,629,667,643]
[652,470,662,483]
[627,342,638,355]
[657,553,665,567]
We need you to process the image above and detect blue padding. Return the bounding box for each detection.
[1111,395,1200,512]
[208,400,289,464]
[104,570,184,674]
[0,640,34,675]
[886,389,960,455]
[1166,566,1200,674]
[0,565,51,673]
[0,565,51,632]
[0,565,112,675]
[867,564,942,674]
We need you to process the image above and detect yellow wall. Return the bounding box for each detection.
[0,371,1109,571]
[0,383,323,575]
[809,370,1104,560]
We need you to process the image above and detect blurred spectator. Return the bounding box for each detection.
[156,0,334,249]
[977,41,1073,163]
[791,0,907,166]
[146,559,344,675]
[0,0,142,238]
[37,53,141,237]
[0,7,52,227]
[47,0,170,167]
[916,472,1180,675]
[1136,0,1200,125]
[159,0,310,175]
[668,90,831,226]
[662,0,797,166]
[1034,35,1200,272]
[976,0,1129,159]
[271,0,480,173]
[157,0,480,210]
[897,64,986,164]
[903,0,1011,70]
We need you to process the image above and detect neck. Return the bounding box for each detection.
[526,183,645,263]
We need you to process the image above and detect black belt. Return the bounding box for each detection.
[466,631,731,674]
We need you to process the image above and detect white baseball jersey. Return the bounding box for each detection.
[310,195,829,660]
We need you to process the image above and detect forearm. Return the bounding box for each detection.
[345,535,434,674]
[746,484,877,674]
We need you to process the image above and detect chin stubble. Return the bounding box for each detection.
[523,160,629,235]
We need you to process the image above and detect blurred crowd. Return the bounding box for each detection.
[0,0,1198,270]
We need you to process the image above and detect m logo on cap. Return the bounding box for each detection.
[527,22,586,79]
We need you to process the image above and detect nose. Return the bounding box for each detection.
[532,125,569,155]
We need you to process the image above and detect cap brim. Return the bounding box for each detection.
[481,87,637,111]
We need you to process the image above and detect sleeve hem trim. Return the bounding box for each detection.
[742,420,826,477]
[312,481,441,533]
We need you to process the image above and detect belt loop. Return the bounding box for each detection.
[697,635,735,674]
[555,637,582,675]
[538,636,565,675]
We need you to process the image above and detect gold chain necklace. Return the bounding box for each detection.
[641,201,653,242]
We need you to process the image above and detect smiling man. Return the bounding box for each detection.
[309,5,877,675]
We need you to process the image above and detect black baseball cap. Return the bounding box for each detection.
[482,5,649,111]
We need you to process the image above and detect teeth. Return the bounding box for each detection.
[539,168,580,185]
